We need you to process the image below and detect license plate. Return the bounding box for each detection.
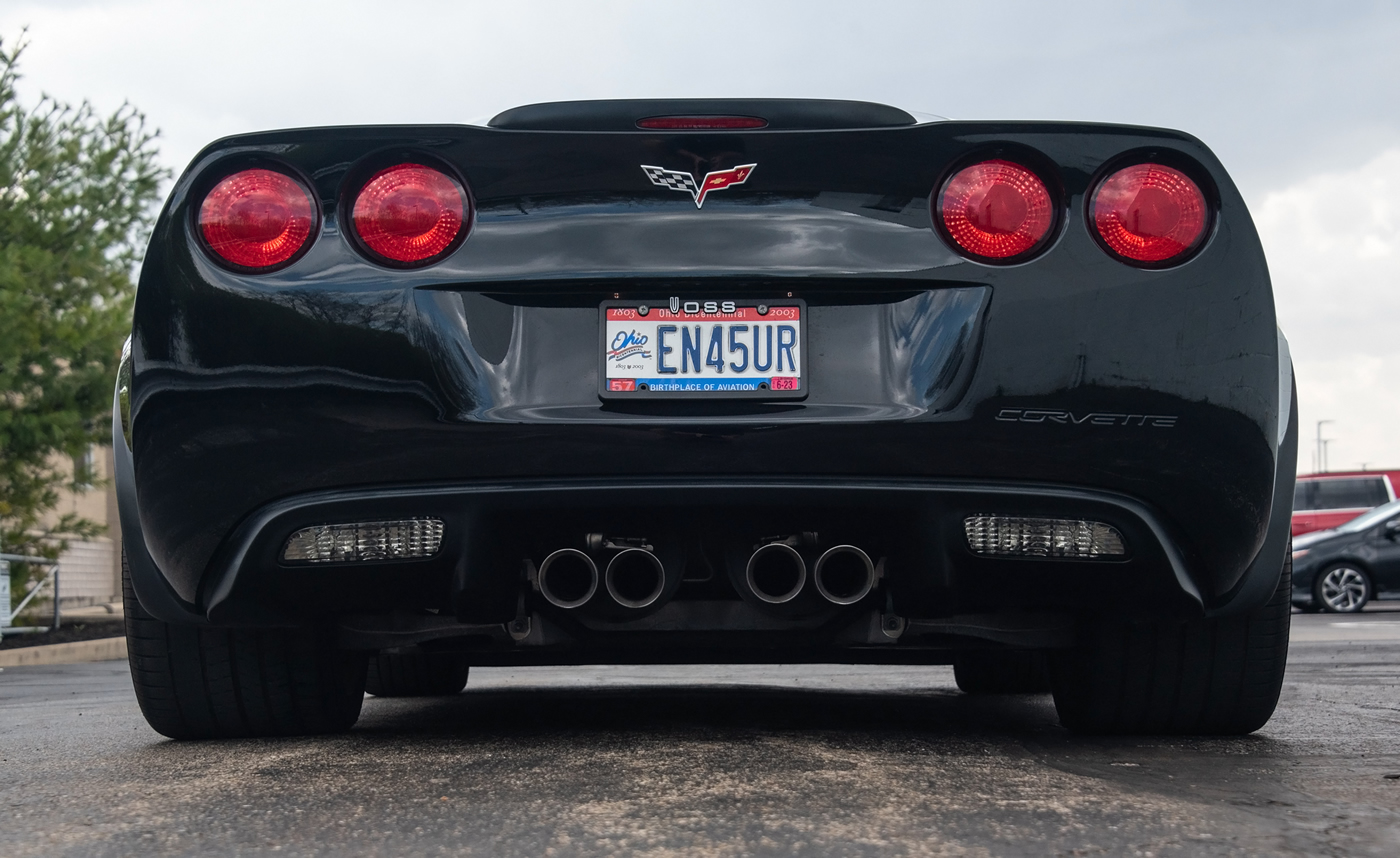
[600,299,806,399]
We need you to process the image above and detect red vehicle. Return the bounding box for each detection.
[1292,471,1400,536]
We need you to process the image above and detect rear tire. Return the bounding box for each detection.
[1050,550,1291,735]
[954,649,1051,694]
[123,551,368,739]
[365,650,470,697]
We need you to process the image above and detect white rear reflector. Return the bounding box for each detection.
[963,515,1126,558]
[282,518,444,564]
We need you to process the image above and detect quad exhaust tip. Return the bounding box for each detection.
[542,539,875,611]
[813,545,876,605]
[538,548,598,609]
[746,543,807,604]
[605,548,666,609]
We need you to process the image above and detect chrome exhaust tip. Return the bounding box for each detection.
[538,548,598,609]
[605,548,666,609]
[813,545,875,605]
[745,543,807,604]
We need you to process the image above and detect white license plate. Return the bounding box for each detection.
[600,299,805,398]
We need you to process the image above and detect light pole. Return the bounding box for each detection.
[1315,420,1334,474]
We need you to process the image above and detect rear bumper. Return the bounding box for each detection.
[124,291,1284,609]
[119,465,1296,664]
[120,427,1293,636]
[116,325,1298,638]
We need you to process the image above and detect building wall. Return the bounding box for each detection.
[41,447,122,606]
[55,536,117,605]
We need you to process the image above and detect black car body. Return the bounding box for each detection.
[1292,499,1400,612]
[115,99,1296,738]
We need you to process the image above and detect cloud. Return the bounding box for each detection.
[1257,148,1400,472]
[2,0,1398,197]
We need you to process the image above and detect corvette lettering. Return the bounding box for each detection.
[641,163,756,208]
[996,408,1178,428]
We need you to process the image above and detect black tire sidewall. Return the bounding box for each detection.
[1050,547,1292,735]
[122,549,368,739]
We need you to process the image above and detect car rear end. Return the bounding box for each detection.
[115,99,1295,738]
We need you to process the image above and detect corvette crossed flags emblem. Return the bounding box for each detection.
[641,163,757,208]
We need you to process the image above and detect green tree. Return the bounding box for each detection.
[0,33,166,598]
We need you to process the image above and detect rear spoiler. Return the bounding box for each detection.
[487,98,918,132]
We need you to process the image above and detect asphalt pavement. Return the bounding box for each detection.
[1,610,1398,857]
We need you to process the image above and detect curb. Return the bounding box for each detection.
[0,636,128,668]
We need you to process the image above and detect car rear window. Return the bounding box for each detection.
[1294,477,1390,512]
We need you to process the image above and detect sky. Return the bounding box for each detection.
[1,0,1397,473]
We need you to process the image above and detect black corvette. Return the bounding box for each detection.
[115,99,1296,739]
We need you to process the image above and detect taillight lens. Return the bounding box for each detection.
[1091,163,1208,265]
[351,164,468,265]
[937,159,1054,261]
[198,168,316,270]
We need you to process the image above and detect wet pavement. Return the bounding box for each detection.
[1,610,1398,856]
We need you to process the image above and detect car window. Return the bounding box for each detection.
[1294,477,1390,511]
[1336,498,1400,533]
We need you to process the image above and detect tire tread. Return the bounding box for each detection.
[365,651,470,697]
[123,551,367,739]
[1051,551,1291,735]
[953,649,1051,694]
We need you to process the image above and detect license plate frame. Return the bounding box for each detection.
[598,298,808,400]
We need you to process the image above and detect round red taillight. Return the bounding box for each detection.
[937,159,1054,261]
[1091,163,1208,265]
[351,164,468,265]
[198,169,316,270]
